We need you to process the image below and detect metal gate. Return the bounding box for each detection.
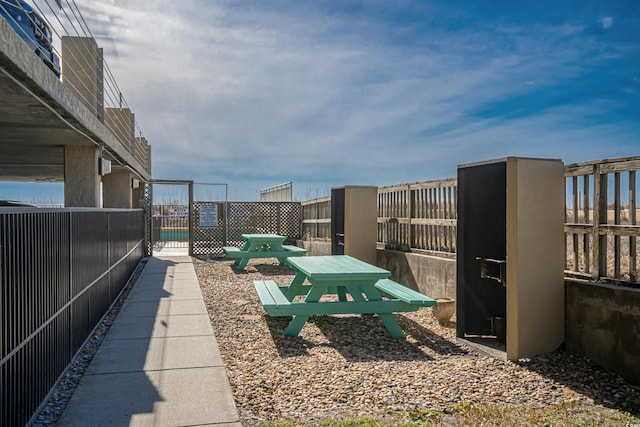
[144,180,193,256]
[192,201,302,256]
[152,204,190,250]
[144,181,303,257]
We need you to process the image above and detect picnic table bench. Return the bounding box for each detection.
[223,233,307,272]
[253,255,435,338]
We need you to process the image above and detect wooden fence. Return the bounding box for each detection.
[564,156,640,284]
[300,155,640,286]
[301,196,331,240]
[377,178,457,257]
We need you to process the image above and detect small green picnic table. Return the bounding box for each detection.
[253,255,436,338]
[223,233,307,272]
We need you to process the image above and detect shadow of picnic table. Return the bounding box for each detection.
[264,311,469,363]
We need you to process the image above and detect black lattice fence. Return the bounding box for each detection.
[191,201,302,256]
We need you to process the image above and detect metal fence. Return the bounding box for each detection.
[0,208,144,426]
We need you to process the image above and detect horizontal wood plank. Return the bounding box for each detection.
[254,280,291,311]
[375,279,436,306]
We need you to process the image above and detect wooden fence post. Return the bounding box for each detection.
[407,184,412,250]
[631,171,637,280]
[592,164,608,281]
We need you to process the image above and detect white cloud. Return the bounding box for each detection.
[60,1,639,200]
[600,16,613,30]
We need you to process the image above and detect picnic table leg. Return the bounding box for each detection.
[326,285,365,302]
[271,242,285,251]
[361,287,406,338]
[283,286,326,336]
[346,286,366,301]
[284,272,306,300]
[268,242,286,265]
[283,316,308,336]
[230,241,253,271]
[234,258,249,272]
[376,314,406,338]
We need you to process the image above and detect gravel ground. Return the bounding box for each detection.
[31,256,640,426]
[194,257,640,426]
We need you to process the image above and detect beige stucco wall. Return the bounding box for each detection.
[343,186,378,264]
[506,157,565,360]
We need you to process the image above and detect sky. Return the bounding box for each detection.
[1,0,639,202]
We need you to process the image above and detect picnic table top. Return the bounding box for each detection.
[286,255,391,282]
[241,233,286,242]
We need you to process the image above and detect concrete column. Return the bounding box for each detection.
[103,169,133,208]
[64,146,100,207]
[132,185,143,209]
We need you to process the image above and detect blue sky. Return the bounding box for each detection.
[1,0,639,202]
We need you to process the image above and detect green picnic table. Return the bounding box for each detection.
[253,255,436,338]
[223,233,307,272]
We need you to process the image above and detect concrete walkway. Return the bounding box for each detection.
[57,255,241,427]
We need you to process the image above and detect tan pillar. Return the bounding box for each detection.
[103,169,133,208]
[64,146,100,207]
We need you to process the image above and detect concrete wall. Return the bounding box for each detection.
[377,250,456,299]
[565,280,640,385]
[301,240,331,256]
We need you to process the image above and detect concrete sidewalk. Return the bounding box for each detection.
[57,255,241,427]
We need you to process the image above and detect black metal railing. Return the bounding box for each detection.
[0,208,144,426]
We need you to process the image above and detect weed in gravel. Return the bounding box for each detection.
[257,402,640,427]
